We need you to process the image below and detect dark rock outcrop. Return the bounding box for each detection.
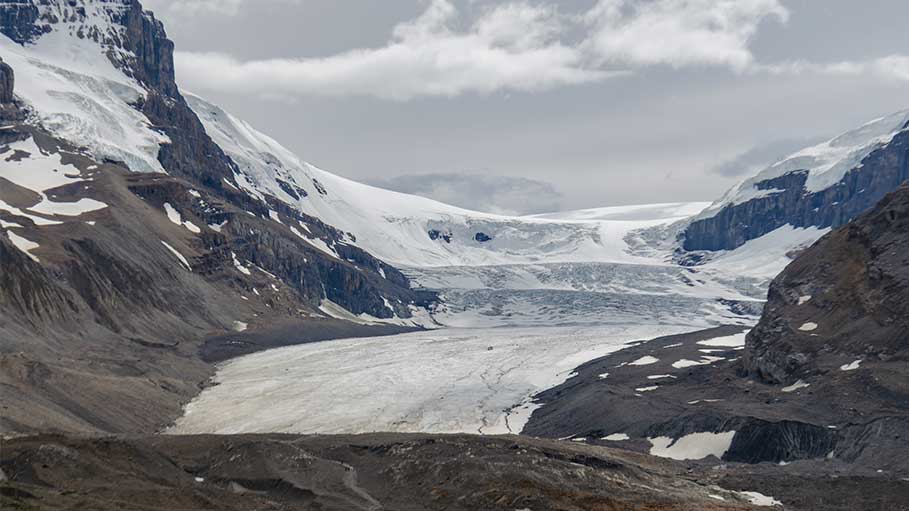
[723,419,836,464]
[0,433,773,511]
[0,57,12,103]
[0,56,22,121]
[743,184,909,383]
[428,228,452,243]
[0,0,42,44]
[683,129,909,252]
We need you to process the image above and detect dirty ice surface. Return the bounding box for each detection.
[171,324,697,435]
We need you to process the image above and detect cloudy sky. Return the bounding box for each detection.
[144,0,909,214]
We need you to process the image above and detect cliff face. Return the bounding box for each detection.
[0,57,12,103]
[0,0,41,44]
[743,184,909,384]
[0,56,20,120]
[683,123,909,252]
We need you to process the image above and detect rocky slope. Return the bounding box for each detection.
[522,187,909,505]
[0,0,434,435]
[743,184,909,384]
[683,111,909,252]
[1,433,782,511]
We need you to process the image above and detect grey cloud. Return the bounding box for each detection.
[709,137,828,178]
[171,0,792,100]
[368,173,563,215]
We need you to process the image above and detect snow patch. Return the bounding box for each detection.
[840,360,862,371]
[161,241,191,271]
[629,355,659,366]
[231,252,251,275]
[672,356,725,369]
[163,203,200,233]
[6,230,40,262]
[696,332,747,347]
[648,431,736,460]
[183,220,201,234]
[1,137,108,219]
[602,433,629,441]
[164,203,182,225]
[208,220,227,233]
[738,491,783,507]
[798,322,818,332]
[781,380,810,393]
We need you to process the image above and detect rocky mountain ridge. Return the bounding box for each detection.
[683,112,909,252]
[0,0,434,434]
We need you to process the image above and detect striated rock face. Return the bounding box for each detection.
[0,57,12,103]
[0,56,21,121]
[683,127,909,252]
[0,0,42,43]
[743,184,909,383]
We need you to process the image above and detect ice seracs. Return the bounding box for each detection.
[0,17,170,173]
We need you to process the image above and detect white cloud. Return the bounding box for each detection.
[171,0,907,101]
[583,0,789,70]
[875,55,909,81]
[175,0,610,101]
[755,55,909,82]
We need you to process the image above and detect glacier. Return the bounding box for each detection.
[2,5,842,437]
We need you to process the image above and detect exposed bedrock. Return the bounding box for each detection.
[743,184,909,384]
[683,129,909,252]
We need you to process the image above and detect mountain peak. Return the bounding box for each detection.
[1,0,176,95]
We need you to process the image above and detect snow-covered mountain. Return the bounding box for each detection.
[683,110,909,251]
[2,0,906,330]
[188,92,710,268]
[0,0,698,274]
[1,0,868,336]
